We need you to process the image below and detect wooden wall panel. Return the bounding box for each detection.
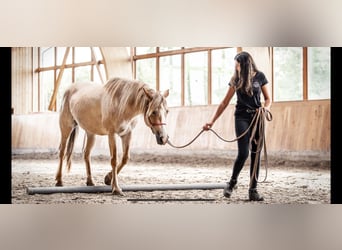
[12,100,330,155]
[11,113,60,150]
[264,100,330,152]
[11,47,34,114]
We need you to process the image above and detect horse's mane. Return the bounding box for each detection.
[103,77,152,117]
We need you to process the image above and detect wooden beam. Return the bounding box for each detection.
[72,47,75,83]
[303,47,308,100]
[269,47,274,102]
[48,47,70,111]
[131,47,135,78]
[208,49,212,105]
[181,51,185,106]
[38,47,41,111]
[53,47,57,111]
[156,47,160,91]
[90,47,105,84]
[133,47,229,60]
[35,60,105,73]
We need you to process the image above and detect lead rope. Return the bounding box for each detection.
[248,108,273,188]
[166,108,273,185]
[166,107,261,148]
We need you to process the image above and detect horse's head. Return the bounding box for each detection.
[143,88,169,145]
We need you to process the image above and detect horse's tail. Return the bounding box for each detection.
[65,123,78,172]
[59,85,79,173]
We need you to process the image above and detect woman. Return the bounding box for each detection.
[203,51,272,201]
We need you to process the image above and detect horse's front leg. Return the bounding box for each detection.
[117,131,132,173]
[108,134,124,196]
[104,131,132,185]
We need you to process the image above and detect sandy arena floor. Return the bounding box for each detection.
[11,150,330,204]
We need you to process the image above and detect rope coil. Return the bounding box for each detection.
[166,108,273,187]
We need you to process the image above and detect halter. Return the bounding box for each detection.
[148,117,166,127]
[141,86,168,128]
[144,103,167,128]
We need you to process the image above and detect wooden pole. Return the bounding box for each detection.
[48,47,70,111]
[90,47,105,84]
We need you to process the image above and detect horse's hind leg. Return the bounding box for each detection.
[55,124,73,186]
[83,132,96,186]
[55,136,68,186]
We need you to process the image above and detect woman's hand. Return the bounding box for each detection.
[262,106,270,112]
[203,122,214,131]
[261,106,273,121]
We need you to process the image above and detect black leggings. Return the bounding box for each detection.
[231,116,261,189]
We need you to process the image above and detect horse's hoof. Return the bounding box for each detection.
[112,189,124,196]
[86,181,95,186]
[55,181,63,187]
[104,173,112,185]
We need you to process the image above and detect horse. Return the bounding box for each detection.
[55,77,169,195]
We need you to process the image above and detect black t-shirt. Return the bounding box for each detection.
[229,71,268,116]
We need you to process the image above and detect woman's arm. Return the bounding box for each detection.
[203,86,235,130]
[261,83,272,110]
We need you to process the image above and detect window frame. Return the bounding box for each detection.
[133,47,331,107]
[35,47,105,111]
[132,47,235,106]
[271,47,331,102]
[35,47,331,112]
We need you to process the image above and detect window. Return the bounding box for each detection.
[211,48,236,104]
[159,47,182,52]
[40,70,54,112]
[133,47,233,107]
[135,58,156,89]
[132,47,331,107]
[36,47,105,112]
[56,68,72,111]
[40,47,54,67]
[135,47,156,55]
[160,55,182,106]
[184,51,208,106]
[308,47,330,100]
[273,47,330,102]
[273,47,303,101]
[34,47,331,114]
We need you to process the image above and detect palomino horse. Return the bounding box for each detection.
[55,77,169,195]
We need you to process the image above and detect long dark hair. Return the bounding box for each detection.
[230,51,259,96]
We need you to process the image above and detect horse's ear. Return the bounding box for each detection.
[143,87,153,100]
[163,89,169,98]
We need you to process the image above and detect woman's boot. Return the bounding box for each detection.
[223,178,237,198]
[248,188,264,201]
